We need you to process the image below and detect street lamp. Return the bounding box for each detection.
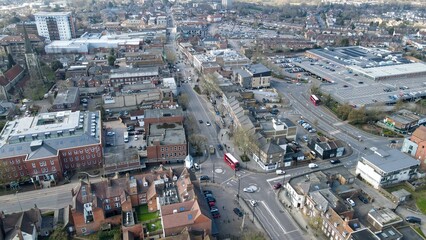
[15,191,23,212]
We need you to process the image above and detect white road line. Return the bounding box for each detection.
[266,174,291,182]
[261,201,288,234]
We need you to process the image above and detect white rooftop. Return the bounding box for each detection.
[352,62,426,79]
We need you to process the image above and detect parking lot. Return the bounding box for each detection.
[103,120,147,158]
[201,184,262,239]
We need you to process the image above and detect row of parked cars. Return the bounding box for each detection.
[297,119,316,133]
[204,190,220,219]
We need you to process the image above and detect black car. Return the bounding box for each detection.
[200,175,210,181]
[406,216,422,224]
[217,144,223,151]
[233,207,243,217]
[330,159,341,164]
[206,197,216,203]
[203,190,213,195]
[358,195,369,204]
[199,120,203,124]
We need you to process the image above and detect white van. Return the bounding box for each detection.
[308,163,318,169]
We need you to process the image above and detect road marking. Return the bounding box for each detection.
[266,174,291,183]
[329,130,341,135]
[261,201,288,234]
[333,122,344,126]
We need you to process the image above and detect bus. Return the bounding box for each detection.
[124,132,129,143]
[310,95,320,106]
[224,153,240,171]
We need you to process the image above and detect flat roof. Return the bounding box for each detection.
[144,108,183,119]
[34,12,71,16]
[147,123,186,145]
[362,149,419,174]
[352,62,426,80]
[0,111,101,159]
[53,87,79,105]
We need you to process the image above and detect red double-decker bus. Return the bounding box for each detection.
[224,153,240,171]
[310,95,320,106]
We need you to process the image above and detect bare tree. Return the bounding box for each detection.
[177,93,189,110]
[189,134,207,155]
[233,127,257,157]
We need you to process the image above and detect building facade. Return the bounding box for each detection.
[401,125,426,170]
[0,111,102,184]
[355,149,420,189]
[34,12,76,41]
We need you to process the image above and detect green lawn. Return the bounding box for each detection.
[385,185,426,214]
[413,226,426,238]
[135,205,159,222]
[147,219,163,232]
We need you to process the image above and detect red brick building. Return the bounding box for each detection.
[0,110,103,184]
[144,108,187,164]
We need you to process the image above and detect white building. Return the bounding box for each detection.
[34,12,75,41]
[162,77,177,96]
[222,0,233,9]
[355,148,420,189]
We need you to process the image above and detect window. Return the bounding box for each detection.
[32,163,36,168]
[52,166,56,171]
[115,203,120,208]
[18,165,22,170]
[9,160,14,165]
[64,158,68,163]
[105,199,110,203]
[50,160,54,165]
[81,155,85,160]
[161,147,164,152]
[74,150,78,155]
[20,171,24,176]
[75,156,79,161]
[86,155,90,159]
[65,164,69,169]
[409,145,413,150]
[68,151,72,156]
[33,169,38,174]
[79,150,83,154]
[16,159,20,164]
[105,205,111,210]
[115,197,120,201]
[92,154,95,158]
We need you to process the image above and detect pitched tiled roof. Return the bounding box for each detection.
[412,126,426,141]
[2,208,41,238]
[4,65,24,82]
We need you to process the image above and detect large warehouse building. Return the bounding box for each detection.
[0,110,103,184]
[302,46,426,107]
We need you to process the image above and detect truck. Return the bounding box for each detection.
[209,145,215,154]
[124,132,129,143]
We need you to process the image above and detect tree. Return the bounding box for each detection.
[7,54,16,70]
[108,55,116,66]
[338,38,350,47]
[51,60,63,71]
[233,127,256,157]
[348,107,367,125]
[189,134,207,155]
[165,47,176,64]
[177,93,189,110]
[242,231,266,240]
[335,104,353,121]
[48,225,68,240]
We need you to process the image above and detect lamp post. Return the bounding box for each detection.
[237,176,240,202]
[15,191,23,212]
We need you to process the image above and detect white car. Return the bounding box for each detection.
[308,163,318,169]
[206,121,211,126]
[193,163,200,170]
[346,198,356,207]
[276,169,285,175]
[249,200,258,207]
[243,187,255,193]
[106,131,115,136]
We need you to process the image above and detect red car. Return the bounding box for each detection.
[273,182,282,190]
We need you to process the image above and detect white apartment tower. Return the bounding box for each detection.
[34,12,76,41]
[222,0,233,9]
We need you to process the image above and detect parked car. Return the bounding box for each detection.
[330,159,341,164]
[199,120,203,124]
[200,175,210,181]
[205,193,214,198]
[243,187,255,193]
[358,195,369,204]
[346,198,356,207]
[206,121,211,126]
[206,196,216,203]
[210,206,219,213]
[276,169,285,175]
[193,163,200,170]
[273,182,282,190]
[203,190,212,195]
[217,144,223,150]
[106,131,115,136]
[233,207,244,217]
[406,216,421,224]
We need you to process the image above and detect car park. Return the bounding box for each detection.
[273,182,282,190]
[346,198,356,207]
[406,216,421,224]
[330,159,341,164]
[233,207,244,217]
[200,175,210,181]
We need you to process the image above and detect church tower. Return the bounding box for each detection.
[23,25,44,83]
